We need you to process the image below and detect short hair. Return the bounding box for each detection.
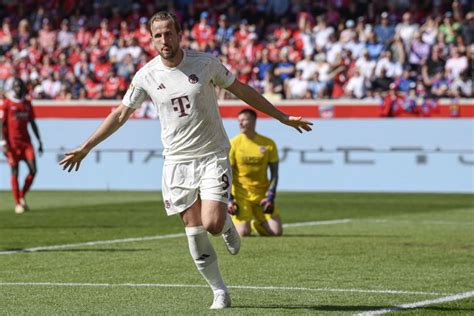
[148,11,181,35]
[238,108,257,119]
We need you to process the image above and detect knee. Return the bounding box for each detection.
[203,217,225,235]
[205,222,223,235]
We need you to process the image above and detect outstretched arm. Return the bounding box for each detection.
[59,104,135,172]
[226,79,313,133]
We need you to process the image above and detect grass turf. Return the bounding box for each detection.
[0,191,473,314]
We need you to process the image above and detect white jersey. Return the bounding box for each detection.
[122,49,235,160]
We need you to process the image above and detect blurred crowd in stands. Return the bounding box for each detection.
[0,0,472,115]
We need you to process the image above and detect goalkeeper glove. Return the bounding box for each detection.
[260,190,275,214]
[227,195,239,215]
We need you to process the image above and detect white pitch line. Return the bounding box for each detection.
[0,282,448,296]
[0,233,186,255]
[0,219,351,255]
[353,290,474,316]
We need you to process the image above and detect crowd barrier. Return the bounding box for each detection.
[0,100,473,193]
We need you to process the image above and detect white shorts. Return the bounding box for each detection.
[162,150,232,216]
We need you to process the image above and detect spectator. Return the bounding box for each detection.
[57,19,75,49]
[0,19,13,54]
[215,14,234,45]
[94,19,115,49]
[116,53,135,81]
[134,17,152,53]
[262,81,282,102]
[92,55,112,83]
[420,15,438,46]
[296,53,318,81]
[299,22,315,57]
[307,72,326,99]
[103,70,126,99]
[285,69,309,99]
[407,31,430,72]
[438,12,461,44]
[16,19,31,50]
[108,38,129,63]
[38,19,57,52]
[381,83,404,117]
[375,50,403,79]
[397,69,416,93]
[451,70,473,97]
[445,47,468,79]
[460,11,474,45]
[374,12,395,45]
[192,11,215,49]
[345,68,366,99]
[396,12,419,48]
[431,70,450,97]
[84,73,102,99]
[41,72,61,99]
[313,15,335,52]
[314,53,331,89]
[326,33,343,66]
[254,49,274,81]
[366,31,384,60]
[274,51,295,82]
[75,19,92,49]
[355,49,376,80]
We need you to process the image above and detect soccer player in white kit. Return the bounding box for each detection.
[60,11,313,309]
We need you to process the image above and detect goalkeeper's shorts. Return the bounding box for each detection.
[231,193,280,224]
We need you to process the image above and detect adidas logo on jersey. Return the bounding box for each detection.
[157,83,166,90]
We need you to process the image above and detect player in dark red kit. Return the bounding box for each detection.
[1,78,43,213]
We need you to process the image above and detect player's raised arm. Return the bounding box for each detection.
[59,104,136,172]
[225,79,313,133]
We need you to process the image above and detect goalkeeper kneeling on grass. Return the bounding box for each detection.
[227,108,282,236]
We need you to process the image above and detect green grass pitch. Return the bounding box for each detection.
[0,191,473,315]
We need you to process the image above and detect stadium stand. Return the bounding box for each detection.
[0,0,472,118]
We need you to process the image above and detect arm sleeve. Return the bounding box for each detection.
[210,56,235,89]
[122,75,149,109]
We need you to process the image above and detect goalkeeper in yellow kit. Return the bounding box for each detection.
[227,109,282,236]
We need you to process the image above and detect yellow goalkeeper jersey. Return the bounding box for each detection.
[229,133,279,203]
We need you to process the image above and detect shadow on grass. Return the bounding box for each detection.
[281,234,402,238]
[235,304,474,312]
[0,248,151,253]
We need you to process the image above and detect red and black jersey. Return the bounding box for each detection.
[2,96,34,148]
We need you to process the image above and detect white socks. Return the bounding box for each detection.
[185,226,227,295]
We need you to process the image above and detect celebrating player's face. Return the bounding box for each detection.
[150,19,181,61]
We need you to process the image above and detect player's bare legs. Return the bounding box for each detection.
[20,158,37,209]
[9,164,23,213]
[234,218,282,237]
[235,223,252,236]
[262,216,283,236]
[181,198,237,309]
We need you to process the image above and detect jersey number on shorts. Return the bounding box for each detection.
[221,174,230,190]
